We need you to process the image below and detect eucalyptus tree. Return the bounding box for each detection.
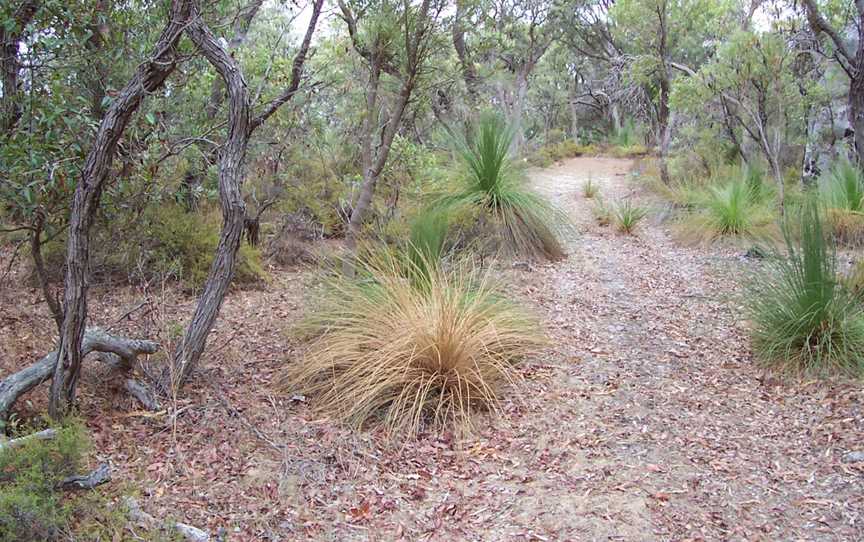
[0,0,329,417]
[609,0,738,183]
[338,0,445,267]
[799,0,864,167]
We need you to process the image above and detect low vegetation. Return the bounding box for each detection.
[436,114,567,261]
[282,249,544,437]
[0,422,87,540]
[613,199,648,234]
[746,204,864,376]
[819,160,864,246]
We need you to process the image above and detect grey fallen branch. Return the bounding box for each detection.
[0,328,159,421]
[124,497,224,542]
[60,463,111,489]
[0,428,57,453]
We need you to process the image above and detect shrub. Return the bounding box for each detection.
[820,159,864,245]
[582,179,599,199]
[0,422,88,541]
[436,113,568,261]
[282,250,544,437]
[613,199,648,234]
[592,196,613,227]
[747,203,864,375]
[674,164,777,243]
[142,206,267,289]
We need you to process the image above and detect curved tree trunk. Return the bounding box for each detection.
[164,11,252,390]
[48,0,191,418]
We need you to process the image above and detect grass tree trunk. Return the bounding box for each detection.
[48,0,190,418]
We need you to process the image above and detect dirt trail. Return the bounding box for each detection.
[500,156,863,540]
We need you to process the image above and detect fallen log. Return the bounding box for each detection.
[0,328,159,422]
[60,463,111,490]
[0,428,57,453]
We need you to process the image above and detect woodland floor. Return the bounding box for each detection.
[2,156,864,541]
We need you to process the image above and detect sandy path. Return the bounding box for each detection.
[493,156,863,541]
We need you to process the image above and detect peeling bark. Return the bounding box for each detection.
[48,0,191,418]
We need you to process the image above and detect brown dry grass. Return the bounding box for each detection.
[280,251,544,438]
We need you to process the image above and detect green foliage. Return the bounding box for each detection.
[747,203,864,376]
[697,173,773,238]
[821,159,864,212]
[142,206,267,289]
[403,209,451,286]
[0,421,88,541]
[818,159,864,245]
[612,199,648,234]
[437,114,568,261]
[609,119,638,147]
[582,179,599,198]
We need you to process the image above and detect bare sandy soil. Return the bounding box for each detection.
[1,156,862,541]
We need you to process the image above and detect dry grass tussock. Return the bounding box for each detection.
[281,250,545,438]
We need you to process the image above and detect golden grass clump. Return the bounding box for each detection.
[282,251,544,437]
[825,208,864,246]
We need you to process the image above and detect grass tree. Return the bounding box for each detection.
[747,203,864,376]
[437,113,568,260]
[283,248,543,437]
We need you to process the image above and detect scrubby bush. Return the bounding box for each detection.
[819,159,864,245]
[0,422,88,541]
[670,163,776,243]
[436,114,568,261]
[582,179,599,199]
[142,206,267,289]
[38,205,267,289]
[747,203,864,375]
[592,196,613,227]
[282,250,544,437]
[613,199,648,234]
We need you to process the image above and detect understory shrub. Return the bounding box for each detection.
[436,114,568,261]
[0,422,88,541]
[820,159,864,245]
[582,179,599,198]
[613,199,648,234]
[38,205,267,289]
[282,249,544,437]
[142,206,267,289]
[674,163,776,243]
[747,203,864,375]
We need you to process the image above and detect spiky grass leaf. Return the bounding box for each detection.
[282,249,545,438]
[613,199,648,234]
[747,203,864,376]
[436,113,569,261]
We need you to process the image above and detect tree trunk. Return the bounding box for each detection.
[657,74,672,185]
[849,69,864,166]
[452,0,480,107]
[163,9,252,390]
[510,69,529,152]
[48,0,190,418]
[0,1,40,135]
[30,210,62,329]
[165,0,324,389]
